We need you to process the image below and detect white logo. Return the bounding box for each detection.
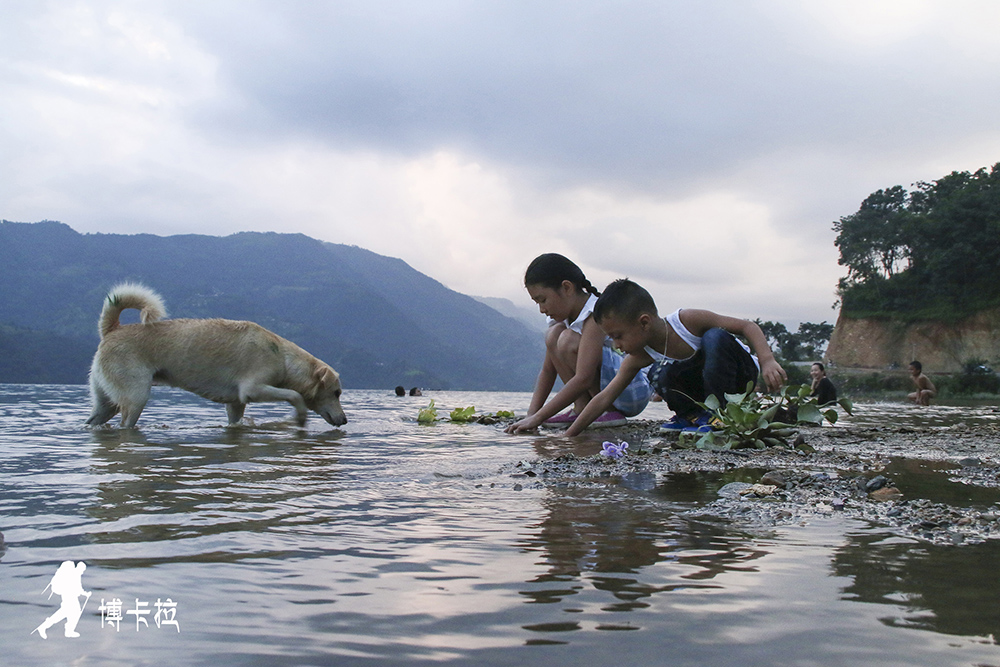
[32,561,91,639]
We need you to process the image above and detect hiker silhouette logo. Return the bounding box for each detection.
[33,561,91,639]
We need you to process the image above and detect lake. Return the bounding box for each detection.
[2,384,999,666]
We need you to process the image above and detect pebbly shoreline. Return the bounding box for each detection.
[497,420,1000,546]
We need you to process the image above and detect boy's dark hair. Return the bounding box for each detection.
[524,253,599,296]
[593,278,658,323]
[910,360,922,372]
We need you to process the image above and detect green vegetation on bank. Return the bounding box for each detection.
[834,163,1000,322]
[755,320,834,364]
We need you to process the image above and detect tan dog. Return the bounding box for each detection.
[86,283,348,429]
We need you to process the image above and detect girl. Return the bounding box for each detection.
[506,254,652,434]
[809,362,838,407]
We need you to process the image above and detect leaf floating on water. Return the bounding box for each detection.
[417,399,438,424]
[449,406,476,422]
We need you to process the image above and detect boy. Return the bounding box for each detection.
[907,360,936,406]
[564,279,786,436]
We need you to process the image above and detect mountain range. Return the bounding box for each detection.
[0,220,544,390]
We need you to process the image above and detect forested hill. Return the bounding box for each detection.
[833,162,1000,321]
[0,220,544,390]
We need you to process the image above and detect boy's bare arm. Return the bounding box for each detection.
[564,354,645,436]
[679,310,787,391]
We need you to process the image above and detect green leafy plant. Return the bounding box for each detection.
[417,400,438,424]
[777,383,853,426]
[449,406,476,422]
[679,383,853,451]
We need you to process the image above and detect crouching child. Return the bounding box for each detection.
[564,279,787,437]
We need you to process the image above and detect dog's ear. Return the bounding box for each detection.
[313,366,338,390]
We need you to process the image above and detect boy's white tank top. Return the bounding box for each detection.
[644,309,758,369]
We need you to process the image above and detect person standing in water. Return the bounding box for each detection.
[506,254,652,434]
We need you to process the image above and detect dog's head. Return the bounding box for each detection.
[304,365,348,427]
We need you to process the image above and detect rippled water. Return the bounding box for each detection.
[2,384,1000,666]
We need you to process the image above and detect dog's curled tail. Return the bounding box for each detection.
[98,283,168,339]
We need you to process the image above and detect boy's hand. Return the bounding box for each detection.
[760,358,787,391]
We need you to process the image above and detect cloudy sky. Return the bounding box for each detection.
[3,1,999,326]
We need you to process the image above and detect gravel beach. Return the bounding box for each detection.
[499,421,1000,545]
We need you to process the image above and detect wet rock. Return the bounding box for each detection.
[718,482,753,499]
[513,483,523,491]
[760,471,787,488]
[959,457,982,467]
[831,498,846,511]
[869,486,903,502]
[739,484,778,498]
[865,475,889,492]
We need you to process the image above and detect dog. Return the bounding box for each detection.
[86,283,348,429]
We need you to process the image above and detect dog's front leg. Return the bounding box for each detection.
[240,384,308,426]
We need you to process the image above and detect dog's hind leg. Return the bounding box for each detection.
[119,402,147,428]
[226,402,247,425]
[86,386,120,426]
[117,385,152,428]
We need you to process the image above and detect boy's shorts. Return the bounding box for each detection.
[601,345,653,417]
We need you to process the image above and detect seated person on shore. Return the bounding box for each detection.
[562,278,786,437]
[810,362,837,407]
[907,360,937,406]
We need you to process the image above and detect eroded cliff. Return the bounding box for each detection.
[826,309,1000,372]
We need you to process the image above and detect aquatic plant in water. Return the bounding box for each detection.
[417,400,438,424]
[449,406,476,422]
[600,441,629,459]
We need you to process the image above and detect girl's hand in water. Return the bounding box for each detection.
[505,415,541,434]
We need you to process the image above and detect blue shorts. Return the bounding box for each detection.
[601,345,653,417]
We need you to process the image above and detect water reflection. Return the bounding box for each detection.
[515,451,771,636]
[85,425,347,557]
[833,531,1000,643]
[4,385,1000,666]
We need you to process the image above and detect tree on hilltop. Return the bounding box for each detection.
[834,163,1000,321]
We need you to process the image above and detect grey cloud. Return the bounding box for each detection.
[169,2,992,190]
